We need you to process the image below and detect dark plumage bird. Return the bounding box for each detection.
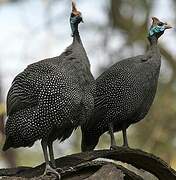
[81,17,172,152]
[3,1,95,177]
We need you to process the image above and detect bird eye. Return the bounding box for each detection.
[158,22,164,26]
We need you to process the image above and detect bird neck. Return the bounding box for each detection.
[148,35,158,50]
[70,21,81,43]
[72,26,82,44]
[72,29,91,71]
[73,31,81,43]
[147,35,161,59]
[147,35,161,67]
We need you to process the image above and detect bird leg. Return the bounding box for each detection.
[108,122,117,150]
[48,141,56,168]
[48,142,66,174]
[122,125,129,148]
[41,140,61,179]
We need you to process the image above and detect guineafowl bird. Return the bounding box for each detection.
[3,1,95,177]
[81,17,172,152]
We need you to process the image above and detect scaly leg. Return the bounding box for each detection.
[108,122,117,150]
[48,141,56,168]
[41,140,60,179]
[122,125,129,147]
[48,141,74,174]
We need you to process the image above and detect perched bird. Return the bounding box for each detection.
[81,17,172,152]
[3,1,95,177]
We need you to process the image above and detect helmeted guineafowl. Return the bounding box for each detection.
[3,1,95,177]
[81,17,172,152]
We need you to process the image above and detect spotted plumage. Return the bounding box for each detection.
[3,2,95,177]
[81,17,172,151]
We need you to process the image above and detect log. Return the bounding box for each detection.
[0,161,143,180]
[0,147,175,180]
[61,161,143,180]
[54,147,176,180]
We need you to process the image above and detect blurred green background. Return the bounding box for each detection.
[0,0,176,175]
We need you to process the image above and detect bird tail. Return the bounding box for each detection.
[81,128,99,152]
[60,127,74,142]
[2,136,11,151]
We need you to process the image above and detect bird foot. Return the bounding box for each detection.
[51,162,57,169]
[122,144,129,148]
[110,145,119,150]
[110,144,129,150]
[65,166,75,172]
[56,167,65,173]
[57,166,75,174]
[44,164,61,179]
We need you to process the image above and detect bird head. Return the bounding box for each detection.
[70,0,83,36]
[148,17,172,39]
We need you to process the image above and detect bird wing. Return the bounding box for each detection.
[7,70,40,116]
[84,79,108,129]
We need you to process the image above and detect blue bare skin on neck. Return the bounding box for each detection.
[149,25,165,36]
[70,15,82,36]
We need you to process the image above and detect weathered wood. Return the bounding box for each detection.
[0,162,142,180]
[114,165,144,180]
[61,161,143,180]
[0,147,175,180]
[85,164,124,180]
[53,147,176,180]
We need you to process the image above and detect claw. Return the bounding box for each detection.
[110,145,120,150]
[56,166,75,174]
[66,166,75,172]
[44,164,61,179]
[56,167,65,174]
